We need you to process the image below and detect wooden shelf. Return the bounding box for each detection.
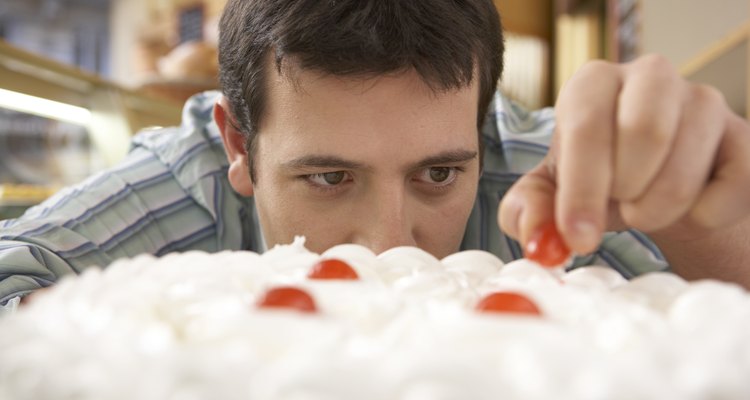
[0,40,184,166]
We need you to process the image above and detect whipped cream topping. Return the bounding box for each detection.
[2,236,750,400]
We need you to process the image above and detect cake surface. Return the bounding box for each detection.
[2,237,750,400]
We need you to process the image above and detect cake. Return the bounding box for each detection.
[2,237,750,399]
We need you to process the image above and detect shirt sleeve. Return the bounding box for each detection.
[0,91,257,304]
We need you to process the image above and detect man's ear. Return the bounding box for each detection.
[214,96,254,196]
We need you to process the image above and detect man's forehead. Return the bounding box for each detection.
[269,55,477,99]
[258,56,481,163]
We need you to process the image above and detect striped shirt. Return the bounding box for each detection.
[0,91,668,304]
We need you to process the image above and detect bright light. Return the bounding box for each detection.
[0,88,91,126]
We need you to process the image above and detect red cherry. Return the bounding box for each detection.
[475,292,542,316]
[256,286,317,313]
[524,221,571,268]
[307,259,359,280]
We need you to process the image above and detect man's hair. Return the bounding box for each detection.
[218,0,504,179]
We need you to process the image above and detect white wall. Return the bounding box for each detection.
[641,0,749,116]
[641,0,748,67]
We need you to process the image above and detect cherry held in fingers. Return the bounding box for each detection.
[524,221,571,268]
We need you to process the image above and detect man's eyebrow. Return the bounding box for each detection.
[282,150,478,171]
[411,150,478,170]
[283,155,369,170]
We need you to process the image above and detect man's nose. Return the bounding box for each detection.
[355,186,417,254]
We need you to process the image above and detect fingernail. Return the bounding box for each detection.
[570,219,600,253]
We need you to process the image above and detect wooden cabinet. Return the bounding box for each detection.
[494,0,554,39]
[493,0,555,108]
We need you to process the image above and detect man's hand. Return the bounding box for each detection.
[498,54,750,284]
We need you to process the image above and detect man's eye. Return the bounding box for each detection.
[307,171,347,186]
[415,167,458,186]
[429,167,451,182]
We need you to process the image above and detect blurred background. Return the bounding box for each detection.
[0,0,748,218]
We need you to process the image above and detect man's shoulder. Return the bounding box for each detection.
[482,92,556,148]
[129,91,227,172]
[479,92,556,178]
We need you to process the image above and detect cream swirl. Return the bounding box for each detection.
[1,238,750,400]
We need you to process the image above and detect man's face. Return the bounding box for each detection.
[227,67,481,258]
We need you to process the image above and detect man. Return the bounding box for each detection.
[1,0,748,304]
